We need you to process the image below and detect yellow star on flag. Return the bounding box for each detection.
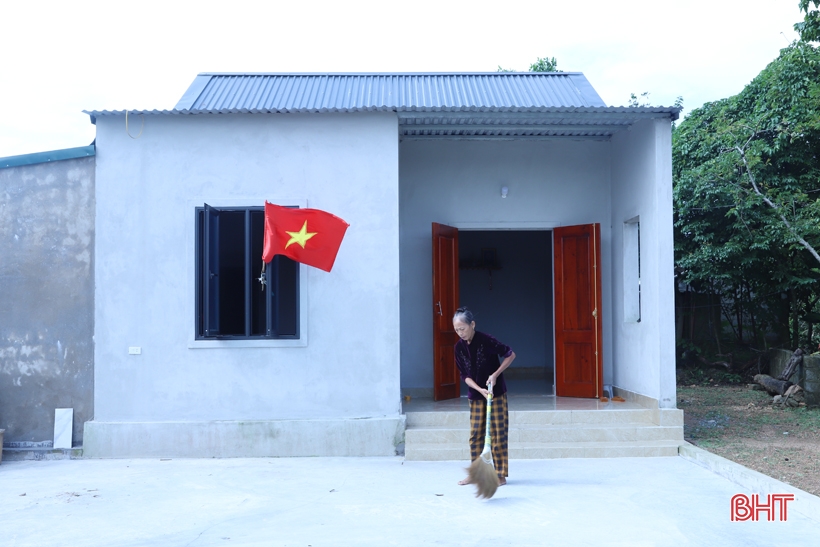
[285,221,318,249]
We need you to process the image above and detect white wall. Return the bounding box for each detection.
[610,119,677,408]
[88,112,402,455]
[399,139,613,391]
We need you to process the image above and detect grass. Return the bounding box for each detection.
[679,384,820,496]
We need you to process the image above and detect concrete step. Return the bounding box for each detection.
[405,408,655,427]
[1,447,84,461]
[405,423,683,445]
[405,440,681,461]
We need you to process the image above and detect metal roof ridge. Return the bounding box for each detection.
[194,71,584,76]
[0,144,96,169]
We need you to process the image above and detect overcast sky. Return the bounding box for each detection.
[0,0,805,157]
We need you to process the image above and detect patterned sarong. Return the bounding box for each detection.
[468,392,509,478]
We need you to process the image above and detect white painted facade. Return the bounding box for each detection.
[85,108,677,458]
[85,112,404,457]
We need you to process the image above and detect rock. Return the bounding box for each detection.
[772,395,783,405]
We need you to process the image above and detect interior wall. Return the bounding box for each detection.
[399,139,612,391]
[458,230,552,370]
[611,118,676,408]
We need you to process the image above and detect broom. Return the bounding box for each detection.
[464,381,498,499]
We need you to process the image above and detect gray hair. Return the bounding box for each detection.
[453,306,475,324]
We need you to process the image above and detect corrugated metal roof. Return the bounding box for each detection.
[170,73,607,112]
[84,72,681,139]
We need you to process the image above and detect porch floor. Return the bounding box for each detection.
[402,394,645,413]
[402,393,683,461]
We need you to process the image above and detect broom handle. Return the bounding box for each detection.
[484,381,493,446]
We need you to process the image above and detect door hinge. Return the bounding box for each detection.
[592,308,597,318]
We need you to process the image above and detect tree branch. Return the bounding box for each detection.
[735,145,820,265]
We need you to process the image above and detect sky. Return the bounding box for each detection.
[0,0,806,158]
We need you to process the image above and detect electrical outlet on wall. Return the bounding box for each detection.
[128,347,141,355]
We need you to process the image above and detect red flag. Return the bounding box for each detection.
[262,202,350,272]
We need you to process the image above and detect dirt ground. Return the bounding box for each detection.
[678,384,820,497]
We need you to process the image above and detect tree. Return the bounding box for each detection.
[529,57,560,72]
[497,56,561,73]
[673,41,820,348]
[795,0,820,42]
[628,92,651,107]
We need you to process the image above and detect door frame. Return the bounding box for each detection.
[442,221,613,398]
[441,222,561,394]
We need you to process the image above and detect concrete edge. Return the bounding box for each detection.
[83,416,407,458]
[2,447,84,461]
[678,441,820,522]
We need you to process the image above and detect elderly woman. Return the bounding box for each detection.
[453,306,516,486]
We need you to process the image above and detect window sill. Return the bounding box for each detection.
[188,338,307,349]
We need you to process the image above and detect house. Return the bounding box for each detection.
[78,72,681,458]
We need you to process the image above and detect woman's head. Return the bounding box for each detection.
[453,306,476,341]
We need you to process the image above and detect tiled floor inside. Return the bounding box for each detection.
[403,393,645,413]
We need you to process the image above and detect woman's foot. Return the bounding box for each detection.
[497,477,507,486]
[458,478,472,486]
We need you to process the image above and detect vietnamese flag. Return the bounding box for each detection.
[262,202,350,272]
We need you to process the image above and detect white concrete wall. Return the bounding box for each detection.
[610,119,677,408]
[86,112,402,456]
[399,139,613,391]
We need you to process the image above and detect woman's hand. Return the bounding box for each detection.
[478,387,490,400]
[486,374,498,390]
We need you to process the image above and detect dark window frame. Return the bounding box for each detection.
[195,204,300,340]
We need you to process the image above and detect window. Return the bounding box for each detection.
[623,217,641,323]
[195,204,299,339]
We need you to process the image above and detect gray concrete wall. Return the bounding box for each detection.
[0,156,95,446]
[769,349,820,406]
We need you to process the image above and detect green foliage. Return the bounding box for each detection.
[628,92,651,107]
[674,42,820,347]
[529,57,560,72]
[795,0,820,42]
[497,56,561,73]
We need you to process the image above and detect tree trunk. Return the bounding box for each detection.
[754,374,794,396]
[748,282,758,347]
[736,286,744,343]
[712,291,722,354]
[689,290,696,341]
[791,287,799,349]
[778,348,804,382]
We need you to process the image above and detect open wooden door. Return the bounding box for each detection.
[554,224,603,398]
[432,223,460,401]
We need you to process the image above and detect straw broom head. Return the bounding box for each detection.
[465,448,498,499]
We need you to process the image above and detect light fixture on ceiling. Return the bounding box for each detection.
[501,186,509,198]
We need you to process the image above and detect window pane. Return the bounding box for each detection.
[218,211,247,335]
[251,210,267,335]
[277,255,299,337]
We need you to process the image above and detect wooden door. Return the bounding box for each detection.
[553,224,603,398]
[432,223,460,401]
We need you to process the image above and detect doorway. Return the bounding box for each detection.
[432,222,603,400]
[458,230,554,396]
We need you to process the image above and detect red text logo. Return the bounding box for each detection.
[731,494,795,521]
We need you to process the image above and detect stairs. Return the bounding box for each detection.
[404,404,683,461]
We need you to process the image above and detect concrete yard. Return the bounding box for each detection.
[1,456,818,547]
